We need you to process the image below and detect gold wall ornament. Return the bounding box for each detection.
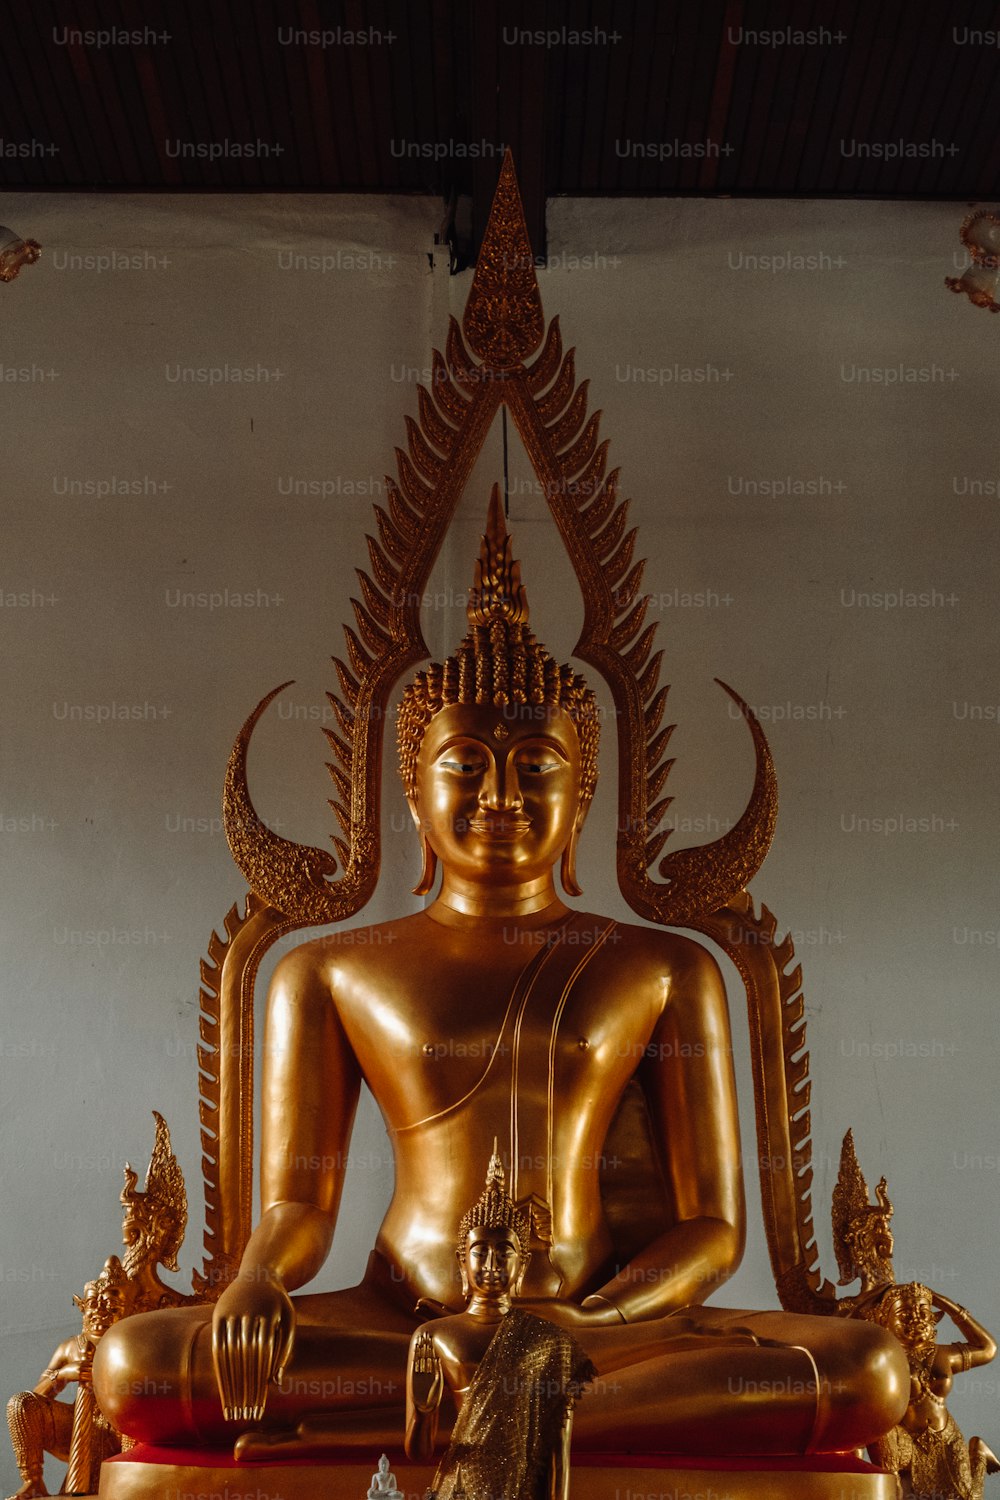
[945,208,1000,313]
[0,228,41,284]
[675,892,838,1315]
[192,893,309,1298]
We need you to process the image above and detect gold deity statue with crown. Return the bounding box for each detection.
[91,156,929,1500]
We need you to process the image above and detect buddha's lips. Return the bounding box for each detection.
[470,817,532,838]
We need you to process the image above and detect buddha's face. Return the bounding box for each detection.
[410,702,584,884]
[462,1224,523,1300]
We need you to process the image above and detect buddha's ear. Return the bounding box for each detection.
[512,1252,531,1298]
[407,794,438,896]
[456,1249,470,1300]
[559,803,590,898]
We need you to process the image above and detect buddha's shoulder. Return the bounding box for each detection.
[567,909,723,982]
[268,911,439,979]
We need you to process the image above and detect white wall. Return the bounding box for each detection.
[1,190,996,1490]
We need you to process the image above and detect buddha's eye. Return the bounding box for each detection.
[517,754,561,775]
[440,755,486,775]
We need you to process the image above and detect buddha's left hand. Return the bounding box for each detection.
[516,1297,622,1329]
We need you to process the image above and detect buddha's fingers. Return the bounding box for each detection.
[413,1332,435,1375]
[216,1319,276,1422]
[215,1322,240,1420]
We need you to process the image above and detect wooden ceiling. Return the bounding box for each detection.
[2,0,999,255]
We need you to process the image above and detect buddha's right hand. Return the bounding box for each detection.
[410,1331,444,1414]
[212,1269,295,1422]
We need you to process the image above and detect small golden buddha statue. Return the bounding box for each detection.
[6,1257,128,1500]
[94,494,908,1463]
[406,1148,595,1500]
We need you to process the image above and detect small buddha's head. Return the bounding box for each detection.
[456,1145,531,1302]
[120,1110,187,1275]
[866,1281,937,1364]
[74,1255,130,1342]
[397,487,599,896]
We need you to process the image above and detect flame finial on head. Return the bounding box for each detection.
[457,1142,530,1261]
[396,489,600,803]
[467,486,528,627]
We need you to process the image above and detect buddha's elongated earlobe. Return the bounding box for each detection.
[413,835,438,897]
[456,1249,470,1300]
[560,816,585,897]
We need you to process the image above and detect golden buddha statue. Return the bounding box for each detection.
[93,488,908,1465]
[88,157,932,1500]
[406,1148,596,1500]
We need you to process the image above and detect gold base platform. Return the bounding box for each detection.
[99,1453,901,1500]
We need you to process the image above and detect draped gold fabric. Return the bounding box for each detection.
[428,1310,596,1500]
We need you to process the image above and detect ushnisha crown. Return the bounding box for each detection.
[457,1145,531,1263]
[396,485,600,802]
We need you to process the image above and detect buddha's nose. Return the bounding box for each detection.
[479,758,523,812]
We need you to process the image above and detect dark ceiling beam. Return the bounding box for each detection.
[467,0,546,263]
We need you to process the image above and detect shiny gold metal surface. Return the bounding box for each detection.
[90,154,912,1485]
[96,1453,903,1500]
[6,1258,127,1500]
[405,1151,594,1500]
[93,502,908,1463]
[831,1137,997,1497]
[863,1284,997,1499]
[832,1128,896,1305]
[120,1111,196,1313]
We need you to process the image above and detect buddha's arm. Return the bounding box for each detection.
[404,1328,445,1462]
[583,944,745,1322]
[550,1403,572,1500]
[212,948,362,1417]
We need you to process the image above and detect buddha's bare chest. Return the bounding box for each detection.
[333,924,662,1129]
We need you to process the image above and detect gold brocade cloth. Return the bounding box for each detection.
[428,1309,596,1500]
